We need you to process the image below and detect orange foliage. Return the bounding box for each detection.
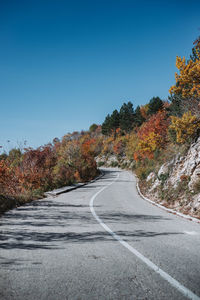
[134,111,169,160]
[81,138,96,157]
[0,134,98,198]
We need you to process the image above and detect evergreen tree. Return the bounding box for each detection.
[167,94,183,117]
[119,102,135,132]
[147,97,163,116]
[110,110,120,138]
[190,36,200,62]
[102,114,112,135]
[134,106,145,126]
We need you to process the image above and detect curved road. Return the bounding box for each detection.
[0,168,200,300]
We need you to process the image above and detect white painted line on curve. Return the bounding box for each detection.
[136,182,200,224]
[184,231,198,235]
[89,171,200,300]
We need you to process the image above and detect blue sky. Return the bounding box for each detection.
[1,0,200,151]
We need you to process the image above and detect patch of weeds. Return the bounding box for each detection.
[158,186,175,203]
[110,161,118,167]
[192,178,200,194]
[120,162,128,169]
[158,178,193,206]
[158,173,169,184]
[135,159,156,180]
[97,161,105,167]
[31,188,44,199]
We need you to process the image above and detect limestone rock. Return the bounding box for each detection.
[146,172,155,182]
[158,163,169,178]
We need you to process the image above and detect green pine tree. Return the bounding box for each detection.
[119,102,135,132]
[134,106,145,126]
[147,97,163,116]
[102,114,112,135]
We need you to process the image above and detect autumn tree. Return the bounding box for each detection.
[169,37,200,104]
[89,123,98,133]
[169,111,200,144]
[134,110,169,160]
[169,38,200,117]
[169,56,200,99]
[7,148,22,168]
[140,104,149,120]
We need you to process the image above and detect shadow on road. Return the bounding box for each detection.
[0,198,181,251]
[0,227,182,251]
[0,168,182,252]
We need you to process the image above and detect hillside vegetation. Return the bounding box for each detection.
[1,37,200,217]
[0,133,99,213]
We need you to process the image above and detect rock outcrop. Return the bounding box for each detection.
[144,137,200,217]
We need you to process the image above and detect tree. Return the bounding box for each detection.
[140,104,149,120]
[190,36,200,62]
[110,110,120,138]
[7,148,22,168]
[135,111,169,160]
[134,106,145,127]
[147,97,163,116]
[89,123,98,133]
[119,102,135,132]
[167,94,183,117]
[169,111,200,144]
[169,50,200,99]
[169,38,200,116]
[102,114,112,135]
[102,110,120,137]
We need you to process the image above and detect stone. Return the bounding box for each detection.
[146,172,155,182]
[158,163,169,178]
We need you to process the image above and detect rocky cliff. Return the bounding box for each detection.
[142,137,200,218]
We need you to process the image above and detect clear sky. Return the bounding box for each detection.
[1,0,200,151]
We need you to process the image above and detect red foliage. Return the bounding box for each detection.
[135,110,169,160]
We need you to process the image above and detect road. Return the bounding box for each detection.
[0,168,200,300]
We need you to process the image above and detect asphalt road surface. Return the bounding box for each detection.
[0,168,200,300]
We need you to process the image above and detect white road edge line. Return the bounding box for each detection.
[136,180,200,224]
[89,172,200,300]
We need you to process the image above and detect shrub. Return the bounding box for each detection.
[110,161,118,167]
[97,161,105,167]
[193,179,200,194]
[134,111,169,160]
[169,111,200,144]
[135,159,155,180]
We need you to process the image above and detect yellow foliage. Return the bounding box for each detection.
[170,111,200,143]
[140,104,149,120]
[102,136,114,155]
[133,111,169,160]
[137,132,159,154]
[126,132,138,159]
[169,55,200,98]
